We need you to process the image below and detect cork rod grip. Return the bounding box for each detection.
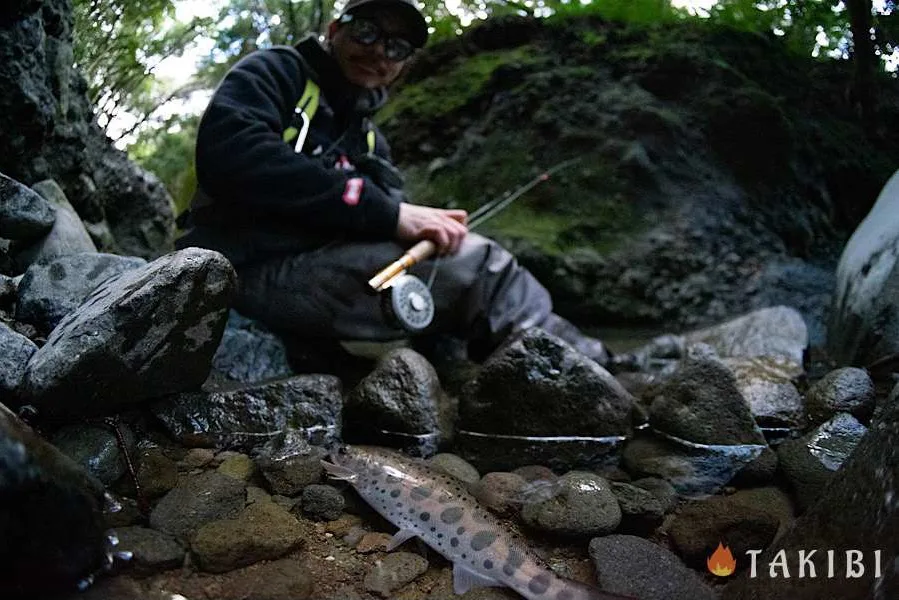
[367,240,436,291]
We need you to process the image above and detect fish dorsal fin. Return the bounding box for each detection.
[386,528,418,551]
[452,562,503,595]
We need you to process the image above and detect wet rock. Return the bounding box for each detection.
[149,471,246,542]
[471,472,528,515]
[622,434,768,497]
[589,535,717,600]
[512,464,557,483]
[667,494,780,569]
[63,577,174,600]
[218,453,255,482]
[723,356,806,429]
[684,306,808,364]
[154,374,343,451]
[181,448,215,470]
[219,557,314,600]
[0,172,56,239]
[114,526,185,575]
[428,452,481,485]
[345,348,446,443]
[51,421,136,486]
[363,551,429,597]
[462,329,635,437]
[458,329,634,471]
[301,484,345,521]
[0,321,37,397]
[355,531,392,553]
[521,471,621,536]
[191,500,305,573]
[725,487,795,542]
[631,477,679,514]
[11,180,98,270]
[15,252,146,334]
[776,412,867,512]
[211,310,294,384]
[827,168,899,368]
[610,481,666,536]
[255,432,329,496]
[134,448,179,499]
[726,386,899,599]
[19,248,235,417]
[0,403,110,598]
[805,367,876,424]
[649,358,767,446]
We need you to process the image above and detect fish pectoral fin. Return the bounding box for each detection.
[386,528,418,551]
[320,459,357,482]
[452,562,503,595]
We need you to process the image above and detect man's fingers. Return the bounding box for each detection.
[445,209,468,225]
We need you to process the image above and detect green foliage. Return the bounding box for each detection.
[128,114,200,215]
[544,0,677,24]
[377,46,540,124]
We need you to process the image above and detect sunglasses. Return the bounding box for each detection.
[339,14,416,62]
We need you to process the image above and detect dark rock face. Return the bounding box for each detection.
[0,0,174,262]
[19,248,235,417]
[0,403,110,598]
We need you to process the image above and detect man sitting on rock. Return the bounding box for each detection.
[175,0,611,364]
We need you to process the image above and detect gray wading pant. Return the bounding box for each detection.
[233,232,552,353]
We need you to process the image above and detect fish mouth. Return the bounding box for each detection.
[321,445,358,482]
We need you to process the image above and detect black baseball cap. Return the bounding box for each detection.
[339,0,429,48]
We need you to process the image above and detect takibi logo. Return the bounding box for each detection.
[706,540,885,579]
[707,542,737,577]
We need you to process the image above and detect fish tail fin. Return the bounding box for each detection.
[320,455,358,482]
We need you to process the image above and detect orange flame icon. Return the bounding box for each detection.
[707,542,737,577]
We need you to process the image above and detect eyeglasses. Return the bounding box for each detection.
[339,14,415,62]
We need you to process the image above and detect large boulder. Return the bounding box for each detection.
[18,248,235,417]
[0,0,174,260]
[828,169,899,367]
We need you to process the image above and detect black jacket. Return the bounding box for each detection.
[176,36,403,265]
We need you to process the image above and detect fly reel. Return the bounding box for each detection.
[381,273,434,332]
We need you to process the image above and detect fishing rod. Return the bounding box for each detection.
[369,158,581,332]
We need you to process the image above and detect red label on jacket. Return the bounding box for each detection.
[343,177,363,206]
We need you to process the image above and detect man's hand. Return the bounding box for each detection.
[396,203,468,255]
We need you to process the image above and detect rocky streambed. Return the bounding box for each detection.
[2,171,899,600]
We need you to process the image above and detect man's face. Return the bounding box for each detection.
[328,8,415,89]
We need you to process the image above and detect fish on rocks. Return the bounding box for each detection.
[322,445,635,600]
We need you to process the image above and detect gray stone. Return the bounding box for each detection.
[363,551,429,598]
[610,481,666,536]
[667,494,780,569]
[211,310,294,384]
[461,329,635,438]
[134,447,179,499]
[828,168,899,367]
[776,413,867,512]
[51,421,136,486]
[153,375,343,452]
[114,526,185,575]
[346,348,445,435]
[726,388,899,599]
[649,358,767,445]
[218,558,314,600]
[521,471,622,536]
[0,402,110,597]
[723,356,806,429]
[19,248,236,417]
[622,434,768,497]
[0,172,55,239]
[805,367,876,424]
[300,484,345,521]
[191,500,305,573]
[0,321,37,397]
[684,305,808,364]
[631,477,679,514]
[428,453,481,485]
[471,471,529,515]
[255,433,329,497]
[15,252,146,334]
[589,535,717,600]
[149,470,246,543]
[12,179,97,270]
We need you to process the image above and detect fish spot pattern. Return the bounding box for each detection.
[410,486,432,500]
[390,489,401,498]
[503,549,524,576]
[440,507,464,524]
[529,573,551,595]
[470,530,497,552]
